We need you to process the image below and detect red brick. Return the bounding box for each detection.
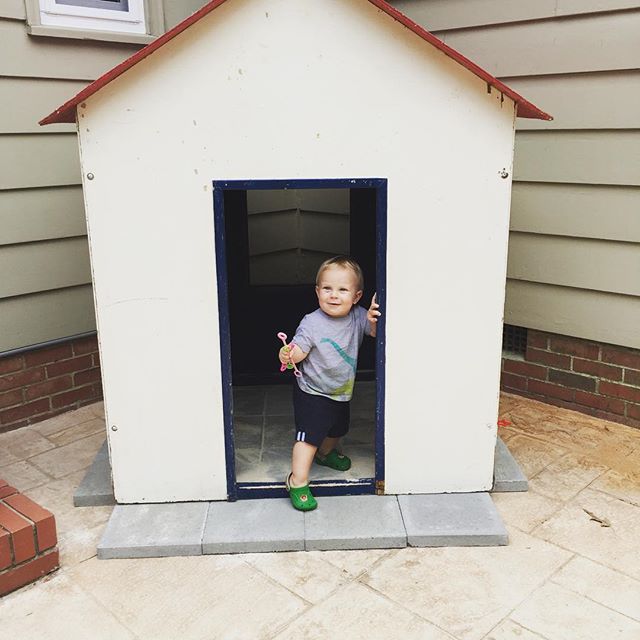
[46,355,93,378]
[549,336,600,360]
[73,335,98,356]
[0,504,36,564]
[526,348,571,370]
[93,351,101,367]
[574,391,626,416]
[0,528,10,570]
[503,359,547,380]
[601,346,640,370]
[599,381,640,403]
[0,398,50,426]
[528,379,575,402]
[628,403,640,421]
[24,344,73,368]
[573,358,622,381]
[501,372,527,391]
[51,385,95,409]
[0,367,45,393]
[527,331,549,349]
[0,484,18,499]
[74,367,101,386]
[0,549,59,597]
[0,355,24,376]
[4,495,57,552]
[25,376,73,402]
[0,389,23,410]
[549,369,597,392]
[624,369,640,386]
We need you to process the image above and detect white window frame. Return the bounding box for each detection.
[39,0,146,34]
[26,0,165,44]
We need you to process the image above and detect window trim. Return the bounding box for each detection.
[25,0,164,44]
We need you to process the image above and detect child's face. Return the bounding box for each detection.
[315,265,363,318]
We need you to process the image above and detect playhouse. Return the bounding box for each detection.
[42,0,550,504]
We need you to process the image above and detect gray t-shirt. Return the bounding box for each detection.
[292,305,371,401]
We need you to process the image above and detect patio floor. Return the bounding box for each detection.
[1,393,640,639]
[233,381,376,483]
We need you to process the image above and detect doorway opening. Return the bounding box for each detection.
[213,179,386,500]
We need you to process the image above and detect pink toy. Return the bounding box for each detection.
[277,332,302,377]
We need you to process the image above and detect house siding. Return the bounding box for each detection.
[392,0,640,350]
[0,1,222,354]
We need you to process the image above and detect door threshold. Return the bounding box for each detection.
[235,478,375,500]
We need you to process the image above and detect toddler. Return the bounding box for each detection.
[278,256,380,511]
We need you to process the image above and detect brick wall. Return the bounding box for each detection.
[501,330,640,429]
[0,480,59,596]
[0,335,103,434]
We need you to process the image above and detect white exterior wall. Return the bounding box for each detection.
[78,0,516,502]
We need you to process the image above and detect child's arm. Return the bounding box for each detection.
[279,344,308,365]
[367,293,381,338]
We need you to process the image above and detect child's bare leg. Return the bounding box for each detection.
[318,436,339,456]
[290,441,317,487]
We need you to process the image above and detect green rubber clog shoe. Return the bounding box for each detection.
[286,473,317,511]
[314,449,352,471]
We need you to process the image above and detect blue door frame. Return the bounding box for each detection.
[213,178,387,500]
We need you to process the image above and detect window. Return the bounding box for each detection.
[26,0,164,43]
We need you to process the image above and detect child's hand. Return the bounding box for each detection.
[279,345,292,365]
[367,293,381,337]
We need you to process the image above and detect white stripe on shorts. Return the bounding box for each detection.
[296,431,306,442]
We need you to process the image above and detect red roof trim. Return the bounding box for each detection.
[40,0,551,125]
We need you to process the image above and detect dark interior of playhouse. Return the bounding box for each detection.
[217,183,381,490]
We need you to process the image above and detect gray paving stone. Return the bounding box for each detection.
[203,498,304,554]
[304,495,406,551]
[97,502,209,559]
[73,440,116,507]
[398,493,508,547]
[493,437,528,492]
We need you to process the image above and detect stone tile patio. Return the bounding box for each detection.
[1,393,640,639]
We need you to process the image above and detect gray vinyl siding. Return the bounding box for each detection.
[0,1,26,20]
[392,1,640,349]
[0,1,204,352]
[0,13,140,352]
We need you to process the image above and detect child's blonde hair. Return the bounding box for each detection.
[315,256,364,291]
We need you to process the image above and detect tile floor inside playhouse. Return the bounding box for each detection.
[232,381,376,483]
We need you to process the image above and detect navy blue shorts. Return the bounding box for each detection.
[292,382,350,447]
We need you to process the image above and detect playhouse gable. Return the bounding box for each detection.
[41,0,550,126]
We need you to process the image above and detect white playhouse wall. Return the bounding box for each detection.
[77,0,516,502]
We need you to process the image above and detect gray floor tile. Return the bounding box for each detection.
[493,437,528,492]
[232,387,266,416]
[265,387,295,416]
[398,493,508,547]
[262,415,296,448]
[234,415,264,449]
[97,502,209,559]
[305,495,406,551]
[203,498,304,553]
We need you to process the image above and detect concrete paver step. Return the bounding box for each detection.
[97,492,507,558]
[493,437,529,492]
[399,493,508,547]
